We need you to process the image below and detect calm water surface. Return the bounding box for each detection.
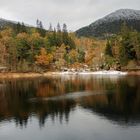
[0,75,140,140]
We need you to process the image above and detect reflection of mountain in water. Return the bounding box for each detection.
[0,76,139,127]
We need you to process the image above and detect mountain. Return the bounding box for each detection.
[0,18,17,28]
[0,17,34,30]
[76,9,140,38]
[0,18,48,36]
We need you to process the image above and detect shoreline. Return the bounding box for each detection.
[0,70,140,79]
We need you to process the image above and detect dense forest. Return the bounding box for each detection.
[0,20,139,72]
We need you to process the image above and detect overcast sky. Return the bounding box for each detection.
[0,0,140,31]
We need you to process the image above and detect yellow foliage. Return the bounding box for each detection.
[55,44,67,59]
[0,28,13,37]
[74,37,93,50]
[29,33,42,41]
[16,33,29,41]
[69,49,78,60]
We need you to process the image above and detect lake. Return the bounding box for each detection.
[0,75,140,140]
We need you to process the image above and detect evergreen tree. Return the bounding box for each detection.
[14,22,27,34]
[36,19,40,28]
[105,40,113,56]
[57,23,61,32]
[78,49,85,63]
[36,19,46,37]
[21,22,27,33]
[62,23,67,33]
[49,23,53,32]
[39,21,43,29]
[16,22,21,33]
[62,23,75,50]
[62,23,68,45]
[133,32,140,62]
[56,23,62,46]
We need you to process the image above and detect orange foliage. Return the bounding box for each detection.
[35,48,53,67]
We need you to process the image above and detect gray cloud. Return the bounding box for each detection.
[0,0,140,31]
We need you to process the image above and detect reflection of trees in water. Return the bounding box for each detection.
[80,76,140,125]
[0,76,139,127]
[31,99,76,127]
[0,78,76,127]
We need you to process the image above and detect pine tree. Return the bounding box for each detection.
[36,19,40,28]
[62,23,67,33]
[21,22,27,33]
[36,19,46,37]
[62,23,69,48]
[55,23,62,46]
[62,23,76,50]
[49,23,53,32]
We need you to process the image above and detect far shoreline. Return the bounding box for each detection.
[0,70,140,79]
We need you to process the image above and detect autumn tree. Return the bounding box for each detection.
[35,48,53,69]
[77,49,85,63]
[54,44,66,69]
[16,33,30,61]
[65,49,78,64]
[0,42,7,66]
[0,28,18,70]
[28,32,44,62]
